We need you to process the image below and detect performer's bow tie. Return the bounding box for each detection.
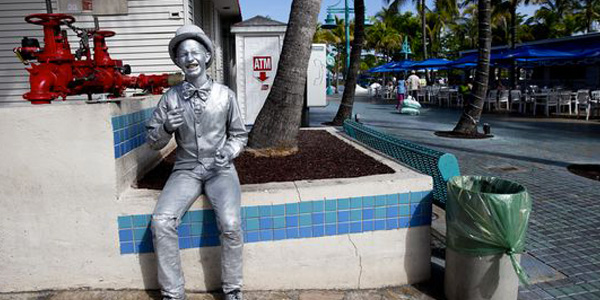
[182,82,209,101]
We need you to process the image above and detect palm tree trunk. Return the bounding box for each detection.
[421,0,427,60]
[330,0,365,125]
[509,3,517,89]
[452,0,492,134]
[248,0,322,151]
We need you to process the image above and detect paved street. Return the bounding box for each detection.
[310,94,600,299]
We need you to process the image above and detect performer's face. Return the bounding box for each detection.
[176,40,210,80]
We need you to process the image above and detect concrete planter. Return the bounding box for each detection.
[0,100,433,292]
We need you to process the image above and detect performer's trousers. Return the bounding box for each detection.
[151,165,243,299]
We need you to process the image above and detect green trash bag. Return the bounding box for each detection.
[446,176,531,285]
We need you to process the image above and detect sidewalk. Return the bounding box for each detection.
[311,94,600,299]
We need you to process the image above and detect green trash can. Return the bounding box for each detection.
[444,176,531,300]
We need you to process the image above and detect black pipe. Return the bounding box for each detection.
[45,0,53,13]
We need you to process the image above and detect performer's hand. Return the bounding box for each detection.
[164,108,184,133]
[215,149,232,168]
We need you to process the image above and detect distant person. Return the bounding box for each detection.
[407,70,420,98]
[396,76,406,110]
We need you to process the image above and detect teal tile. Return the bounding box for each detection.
[386,194,398,205]
[337,198,350,210]
[285,203,299,215]
[375,195,387,207]
[350,197,362,209]
[259,205,272,217]
[273,217,285,229]
[410,191,424,202]
[118,216,132,229]
[375,207,386,219]
[362,196,374,207]
[312,201,324,212]
[189,210,203,222]
[399,193,409,204]
[246,219,259,231]
[325,200,337,211]
[246,206,259,218]
[325,212,337,224]
[272,205,285,216]
[132,215,150,228]
[399,205,410,216]
[299,214,312,226]
[133,228,148,241]
[299,202,312,214]
[350,210,362,221]
[190,223,203,236]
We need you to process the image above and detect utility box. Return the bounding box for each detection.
[232,16,327,125]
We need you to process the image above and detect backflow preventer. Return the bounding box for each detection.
[14,13,182,104]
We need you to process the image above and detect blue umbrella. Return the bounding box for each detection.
[367,62,396,73]
[410,58,452,69]
[387,60,415,71]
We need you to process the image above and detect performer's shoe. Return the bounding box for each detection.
[225,289,243,300]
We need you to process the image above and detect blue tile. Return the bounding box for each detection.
[386,194,398,205]
[259,218,273,229]
[202,223,220,236]
[179,237,191,249]
[350,222,362,233]
[363,209,374,220]
[202,210,216,223]
[188,210,203,222]
[132,215,150,227]
[411,191,424,202]
[386,219,399,230]
[375,195,387,207]
[374,220,386,231]
[350,197,362,209]
[399,217,410,228]
[201,236,220,247]
[114,145,121,158]
[259,205,272,217]
[299,214,312,226]
[272,205,285,216]
[120,242,135,254]
[246,219,259,231]
[260,230,273,241]
[137,241,154,253]
[350,210,361,221]
[118,216,132,229]
[311,212,324,224]
[399,205,410,216]
[246,231,260,243]
[286,228,299,239]
[325,224,337,236]
[363,220,374,231]
[178,224,191,237]
[285,216,298,227]
[313,225,324,237]
[362,196,374,207]
[399,193,409,204]
[337,223,350,234]
[119,229,133,242]
[133,228,148,241]
[337,198,350,210]
[285,203,299,215]
[273,217,285,229]
[312,201,324,212]
[273,229,286,240]
[410,204,420,215]
[387,206,399,218]
[111,117,118,130]
[325,212,336,224]
[113,131,120,144]
[375,207,386,219]
[337,211,350,222]
[191,236,201,247]
[190,224,202,236]
[246,206,259,218]
[299,227,312,238]
[299,202,312,214]
[325,200,337,211]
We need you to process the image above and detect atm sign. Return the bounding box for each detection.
[253,56,272,71]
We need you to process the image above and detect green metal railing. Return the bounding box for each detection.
[343,120,460,208]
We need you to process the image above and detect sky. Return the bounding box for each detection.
[238,0,540,24]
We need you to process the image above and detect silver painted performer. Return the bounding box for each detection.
[146,24,248,300]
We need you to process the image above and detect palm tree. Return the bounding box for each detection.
[248,0,322,153]
[452,0,492,135]
[386,0,429,60]
[329,0,366,125]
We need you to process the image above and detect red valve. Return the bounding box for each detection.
[25,13,75,26]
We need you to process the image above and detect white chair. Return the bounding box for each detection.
[416,88,427,103]
[558,91,572,115]
[509,90,522,113]
[575,90,592,120]
[484,90,498,111]
[430,86,440,105]
[497,90,509,110]
[533,91,558,116]
[438,88,450,107]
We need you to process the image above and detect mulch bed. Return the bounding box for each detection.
[136,130,395,189]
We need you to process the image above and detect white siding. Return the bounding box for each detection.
[0,0,186,104]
